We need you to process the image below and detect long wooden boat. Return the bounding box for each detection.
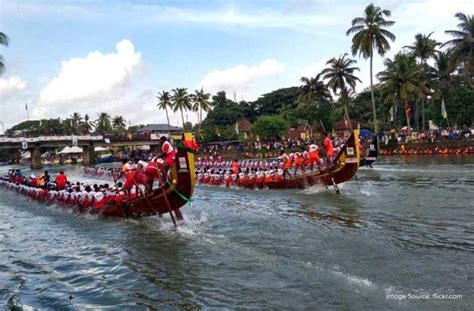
[267,130,360,190]
[1,133,196,221]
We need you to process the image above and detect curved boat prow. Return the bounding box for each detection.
[266,130,360,190]
[101,132,196,218]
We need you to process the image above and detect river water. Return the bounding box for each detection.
[1,156,473,310]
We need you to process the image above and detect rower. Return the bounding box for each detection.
[231,159,239,175]
[306,142,321,171]
[159,136,176,183]
[323,132,334,166]
[55,171,67,191]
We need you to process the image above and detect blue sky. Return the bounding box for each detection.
[0,0,471,130]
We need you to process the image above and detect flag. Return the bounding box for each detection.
[441,99,447,119]
[25,103,28,111]
[235,122,239,134]
[215,127,221,137]
[405,101,412,119]
[389,106,395,122]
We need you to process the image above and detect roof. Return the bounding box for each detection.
[135,124,182,133]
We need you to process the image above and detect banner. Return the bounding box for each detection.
[441,99,448,119]
[405,101,412,119]
[389,106,395,122]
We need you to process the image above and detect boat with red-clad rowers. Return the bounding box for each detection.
[0,133,196,225]
[265,130,360,191]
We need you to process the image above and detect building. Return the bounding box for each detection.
[135,124,182,138]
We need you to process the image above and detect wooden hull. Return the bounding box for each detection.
[267,130,360,189]
[1,133,196,219]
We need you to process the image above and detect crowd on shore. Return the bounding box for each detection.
[380,126,472,144]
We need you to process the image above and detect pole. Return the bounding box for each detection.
[25,103,29,120]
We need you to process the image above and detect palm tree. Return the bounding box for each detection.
[299,73,331,102]
[321,53,361,120]
[94,112,112,135]
[69,112,83,135]
[171,88,191,129]
[404,32,439,129]
[346,3,396,133]
[82,114,93,134]
[157,90,173,134]
[191,88,211,135]
[433,51,453,99]
[0,32,9,75]
[441,12,474,83]
[377,53,427,133]
[112,115,126,133]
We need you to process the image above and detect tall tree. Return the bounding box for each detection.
[69,112,83,135]
[112,115,126,133]
[346,3,396,133]
[82,114,93,134]
[94,113,112,135]
[0,32,9,75]
[171,88,191,128]
[157,90,173,134]
[321,53,361,120]
[377,53,427,133]
[404,32,439,129]
[441,12,474,84]
[299,73,331,102]
[191,88,211,135]
[433,51,453,100]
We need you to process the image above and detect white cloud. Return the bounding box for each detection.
[0,76,27,99]
[36,39,142,113]
[300,60,327,79]
[199,59,284,101]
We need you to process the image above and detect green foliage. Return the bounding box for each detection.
[254,87,301,116]
[94,113,112,135]
[251,115,289,140]
[426,87,474,127]
[183,122,193,131]
[128,124,145,133]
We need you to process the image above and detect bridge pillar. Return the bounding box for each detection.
[30,147,44,169]
[83,146,96,165]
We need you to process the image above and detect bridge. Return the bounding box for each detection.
[0,134,165,169]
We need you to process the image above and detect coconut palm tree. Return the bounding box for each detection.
[94,112,112,135]
[433,51,453,99]
[404,32,439,61]
[441,12,474,82]
[321,53,361,119]
[171,88,191,128]
[191,88,211,135]
[69,112,83,135]
[404,32,440,129]
[377,53,427,133]
[346,3,396,133]
[112,115,126,133]
[299,73,331,102]
[0,32,9,75]
[82,114,93,134]
[157,90,173,134]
